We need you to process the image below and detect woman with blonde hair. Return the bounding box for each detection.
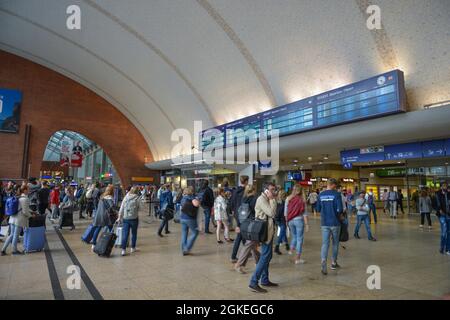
[117,186,141,256]
[214,187,232,244]
[286,184,309,264]
[91,184,116,252]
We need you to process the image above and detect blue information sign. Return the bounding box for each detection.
[422,140,445,158]
[341,149,384,163]
[0,88,22,133]
[384,142,422,160]
[201,70,406,150]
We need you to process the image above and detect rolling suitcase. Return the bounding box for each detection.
[23,226,46,253]
[81,224,95,243]
[94,226,117,257]
[59,209,75,229]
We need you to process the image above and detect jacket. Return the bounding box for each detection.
[231,186,245,213]
[316,189,343,227]
[119,193,141,220]
[419,196,432,213]
[214,195,227,221]
[9,194,32,228]
[435,190,449,215]
[254,192,277,245]
[93,195,115,227]
[200,187,214,209]
[50,189,60,206]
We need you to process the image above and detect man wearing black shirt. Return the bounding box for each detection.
[37,181,51,215]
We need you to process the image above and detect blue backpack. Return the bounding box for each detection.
[5,196,20,216]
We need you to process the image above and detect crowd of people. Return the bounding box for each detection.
[0,177,449,293]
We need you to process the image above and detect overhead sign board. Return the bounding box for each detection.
[0,88,22,133]
[201,70,406,150]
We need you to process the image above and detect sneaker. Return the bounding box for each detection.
[121,250,126,256]
[295,259,306,265]
[260,281,278,287]
[446,252,450,256]
[354,234,361,239]
[130,248,138,253]
[165,231,171,234]
[369,237,377,241]
[12,250,24,255]
[321,261,327,275]
[439,249,444,254]
[428,226,432,230]
[285,244,290,251]
[330,262,341,270]
[419,225,424,228]
[182,251,190,256]
[91,245,95,252]
[249,284,267,293]
[230,258,238,263]
[1,251,6,256]
[288,250,293,255]
[217,240,224,244]
[205,231,213,234]
[157,233,164,238]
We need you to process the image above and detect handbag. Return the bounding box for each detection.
[240,218,268,242]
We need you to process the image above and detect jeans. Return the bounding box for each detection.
[2,224,22,253]
[389,201,397,217]
[354,215,373,239]
[203,207,211,232]
[122,218,139,249]
[92,225,113,245]
[439,215,450,252]
[321,226,340,263]
[276,223,288,246]
[288,219,304,254]
[368,203,377,223]
[181,218,199,253]
[420,212,432,226]
[158,216,169,235]
[250,241,273,287]
[231,232,244,260]
[347,204,353,217]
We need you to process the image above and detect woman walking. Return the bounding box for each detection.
[274,190,289,255]
[1,185,32,256]
[59,186,76,230]
[286,184,309,264]
[234,185,260,274]
[214,188,232,243]
[180,186,200,255]
[419,190,432,230]
[91,185,116,252]
[117,186,141,256]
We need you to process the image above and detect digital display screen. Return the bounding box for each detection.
[200,70,406,150]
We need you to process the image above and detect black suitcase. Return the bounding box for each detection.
[240,219,267,242]
[94,229,117,257]
[59,210,74,229]
[29,214,47,228]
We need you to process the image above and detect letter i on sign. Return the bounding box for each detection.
[0,96,3,113]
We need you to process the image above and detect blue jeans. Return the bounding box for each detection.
[122,218,139,249]
[347,204,353,217]
[276,223,288,245]
[203,207,211,232]
[2,224,22,252]
[181,218,199,253]
[439,215,450,252]
[321,226,340,263]
[288,219,305,254]
[250,241,273,287]
[92,225,113,245]
[368,203,377,223]
[354,215,373,239]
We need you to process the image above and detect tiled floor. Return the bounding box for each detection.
[0,208,449,300]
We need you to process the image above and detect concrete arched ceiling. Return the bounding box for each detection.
[1,0,449,161]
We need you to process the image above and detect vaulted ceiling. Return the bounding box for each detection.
[1,0,449,161]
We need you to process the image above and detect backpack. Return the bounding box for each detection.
[237,203,251,223]
[124,197,139,217]
[86,188,93,199]
[5,196,20,216]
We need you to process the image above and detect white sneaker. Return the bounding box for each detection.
[130,248,138,253]
[295,259,306,265]
[288,251,293,255]
[121,250,126,256]
[419,225,423,228]
[446,251,450,256]
[91,245,95,252]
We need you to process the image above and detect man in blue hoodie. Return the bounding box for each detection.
[316,178,343,275]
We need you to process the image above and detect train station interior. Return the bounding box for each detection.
[0,0,449,300]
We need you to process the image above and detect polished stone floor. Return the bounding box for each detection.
[0,206,449,300]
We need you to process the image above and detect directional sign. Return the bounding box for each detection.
[422,140,445,158]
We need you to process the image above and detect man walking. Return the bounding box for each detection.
[199,180,214,234]
[37,181,51,216]
[230,175,249,263]
[316,178,344,275]
[249,182,277,293]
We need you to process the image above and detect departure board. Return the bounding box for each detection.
[201,70,406,150]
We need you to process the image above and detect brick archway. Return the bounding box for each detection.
[0,50,158,185]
